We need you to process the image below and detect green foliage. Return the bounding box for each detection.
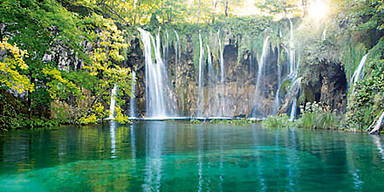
[0,0,137,129]
[295,102,342,130]
[347,58,384,130]
[190,119,201,124]
[0,38,34,93]
[262,114,291,128]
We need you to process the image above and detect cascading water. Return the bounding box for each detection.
[218,30,225,116]
[130,70,136,118]
[174,30,180,84]
[206,44,219,116]
[252,36,270,117]
[138,28,173,118]
[350,53,368,88]
[288,19,296,78]
[135,23,302,119]
[108,84,118,120]
[197,32,205,117]
[272,46,282,115]
[322,27,327,41]
[163,29,169,66]
[289,77,302,121]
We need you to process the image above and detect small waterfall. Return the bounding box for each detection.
[207,44,219,116]
[163,29,169,66]
[273,47,282,115]
[322,28,327,41]
[350,53,368,87]
[218,30,225,116]
[288,19,295,78]
[252,36,270,117]
[138,28,173,118]
[289,77,302,121]
[108,84,118,120]
[290,99,297,121]
[197,32,205,117]
[130,70,136,118]
[174,30,180,83]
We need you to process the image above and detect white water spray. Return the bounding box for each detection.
[108,84,118,120]
[197,32,205,117]
[138,28,173,118]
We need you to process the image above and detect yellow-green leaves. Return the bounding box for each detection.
[43,68,80,99]
[0,38,34,93]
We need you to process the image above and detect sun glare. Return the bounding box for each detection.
[308,0,329,20]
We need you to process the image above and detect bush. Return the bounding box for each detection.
[262,114,290,128]
[347,58,384,130]
[295,102,341,129]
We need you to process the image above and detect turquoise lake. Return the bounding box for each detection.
[1,121,384,191]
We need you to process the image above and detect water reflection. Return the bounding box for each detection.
[143,121,166,192]
[130,123,137,160]
[109,121,117,159]
[1,122,384,191]
[372,135,384,160]
[197,125,204,192]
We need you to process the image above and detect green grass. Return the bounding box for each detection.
[262,114,291,128]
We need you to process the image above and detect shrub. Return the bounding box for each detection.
[262,114,290,128]
[295,102,341,129]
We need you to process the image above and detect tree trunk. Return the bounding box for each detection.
[225,0,228,17]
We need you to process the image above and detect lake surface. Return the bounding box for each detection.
[1,121,384,191]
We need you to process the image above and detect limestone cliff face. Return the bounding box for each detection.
[129,33,281,118]
[292,58,347,114]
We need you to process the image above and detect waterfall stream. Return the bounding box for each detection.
[218,31,225,116]
[197,32,205,117]
[138,28,173,118]
[174,30,180,84]
[108,84,118,120]
[289,77,302,121]
[252,36,270,118]
[350,53,368,88]
[136,22,301,119]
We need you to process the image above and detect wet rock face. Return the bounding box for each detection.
[130,35,280,118]
[319,60,347,112]
[302,59,347,112]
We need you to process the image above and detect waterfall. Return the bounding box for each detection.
[174,30,180,83]
[273,47,282,115]
[350,53,368,87]
[197,32,205,117]
[289,77,302,121]
[138,28,173,118]
[108,84,118,120]
[163,29,169,66]
[322,27,327,41]
[288,19,295,78]
[130,70,136,118]
[218,30,225,116]
[207,44,219,116]
[252,36,270,117]
[289,99,297,121]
